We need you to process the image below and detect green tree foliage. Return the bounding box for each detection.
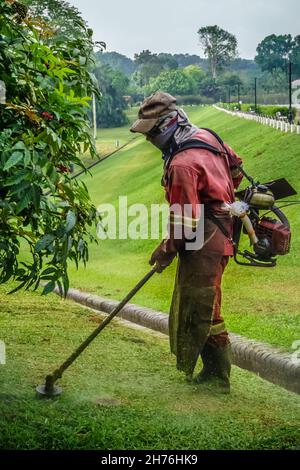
[199,76,220,99]
[220,72,243,88]
[23,0,89,39]
[197,25,238,79]
[146,69,195,96]
[259,71,289,93]
[133,50,163,87]
[96,51,136,76]
[92,50,263,103]
[93,64,129,128]
[157,53,178,70]
[255,34,294,73]
[228,58,260,72]
[184,65,206,90]
[290,35,300,76]
[145,64,245,103]
[133,50,179,87]
[97,51,205,77]
[134,49,155,67]
[96,51,210,76]
[0,0,100,294]
[215,73,243,102]
[173,53,204,68]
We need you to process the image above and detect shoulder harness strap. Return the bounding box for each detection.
[172,138,223,158]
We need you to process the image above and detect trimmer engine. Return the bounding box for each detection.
[254,217,291,258]
[232,180,295,267]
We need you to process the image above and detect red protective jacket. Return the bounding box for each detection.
[163,129,243,256]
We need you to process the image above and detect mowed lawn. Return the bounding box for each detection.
[69,105,300,351]
[0,283,299,450]
[1,106,300,450]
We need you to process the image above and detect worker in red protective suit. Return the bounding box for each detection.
[130,92,243,393]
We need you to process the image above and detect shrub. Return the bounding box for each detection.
[219,102,296,120]
[0,0,100,294]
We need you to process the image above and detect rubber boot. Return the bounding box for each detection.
[194,342,231,394]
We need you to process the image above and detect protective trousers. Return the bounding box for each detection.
[169,218,230,376]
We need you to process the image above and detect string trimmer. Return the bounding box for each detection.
[36,266,158,397]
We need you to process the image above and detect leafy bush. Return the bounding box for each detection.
[0,0,100,294]
[146,69,195,96]
[220,102,296,120]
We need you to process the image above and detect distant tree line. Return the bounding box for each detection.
[95,46,259,116]
[21,3,300,128]
[94,26,300,126]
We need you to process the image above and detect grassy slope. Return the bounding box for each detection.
[1,106,300,450]
[80,107,138,167]
[69,106,300,350]
[95,107,138,155]
[0,285,299,450]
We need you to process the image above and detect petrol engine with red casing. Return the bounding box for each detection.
[254,217,291,258]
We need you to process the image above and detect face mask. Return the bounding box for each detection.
[147,117,178,150]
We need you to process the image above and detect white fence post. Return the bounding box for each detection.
[214,105,299,135]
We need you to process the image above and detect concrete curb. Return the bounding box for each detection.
[57,287,300,395]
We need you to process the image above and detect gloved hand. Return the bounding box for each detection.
[149,241,177,273]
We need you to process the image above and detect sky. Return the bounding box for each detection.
[68,0,300,60]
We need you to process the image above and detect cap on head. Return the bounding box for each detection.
[130,91,177,134]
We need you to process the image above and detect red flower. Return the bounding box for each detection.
[57,164,70,173]
[41,111,54,120]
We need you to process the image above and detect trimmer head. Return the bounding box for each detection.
[36,383,62,398]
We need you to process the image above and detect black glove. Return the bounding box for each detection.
[149,241,176,273]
